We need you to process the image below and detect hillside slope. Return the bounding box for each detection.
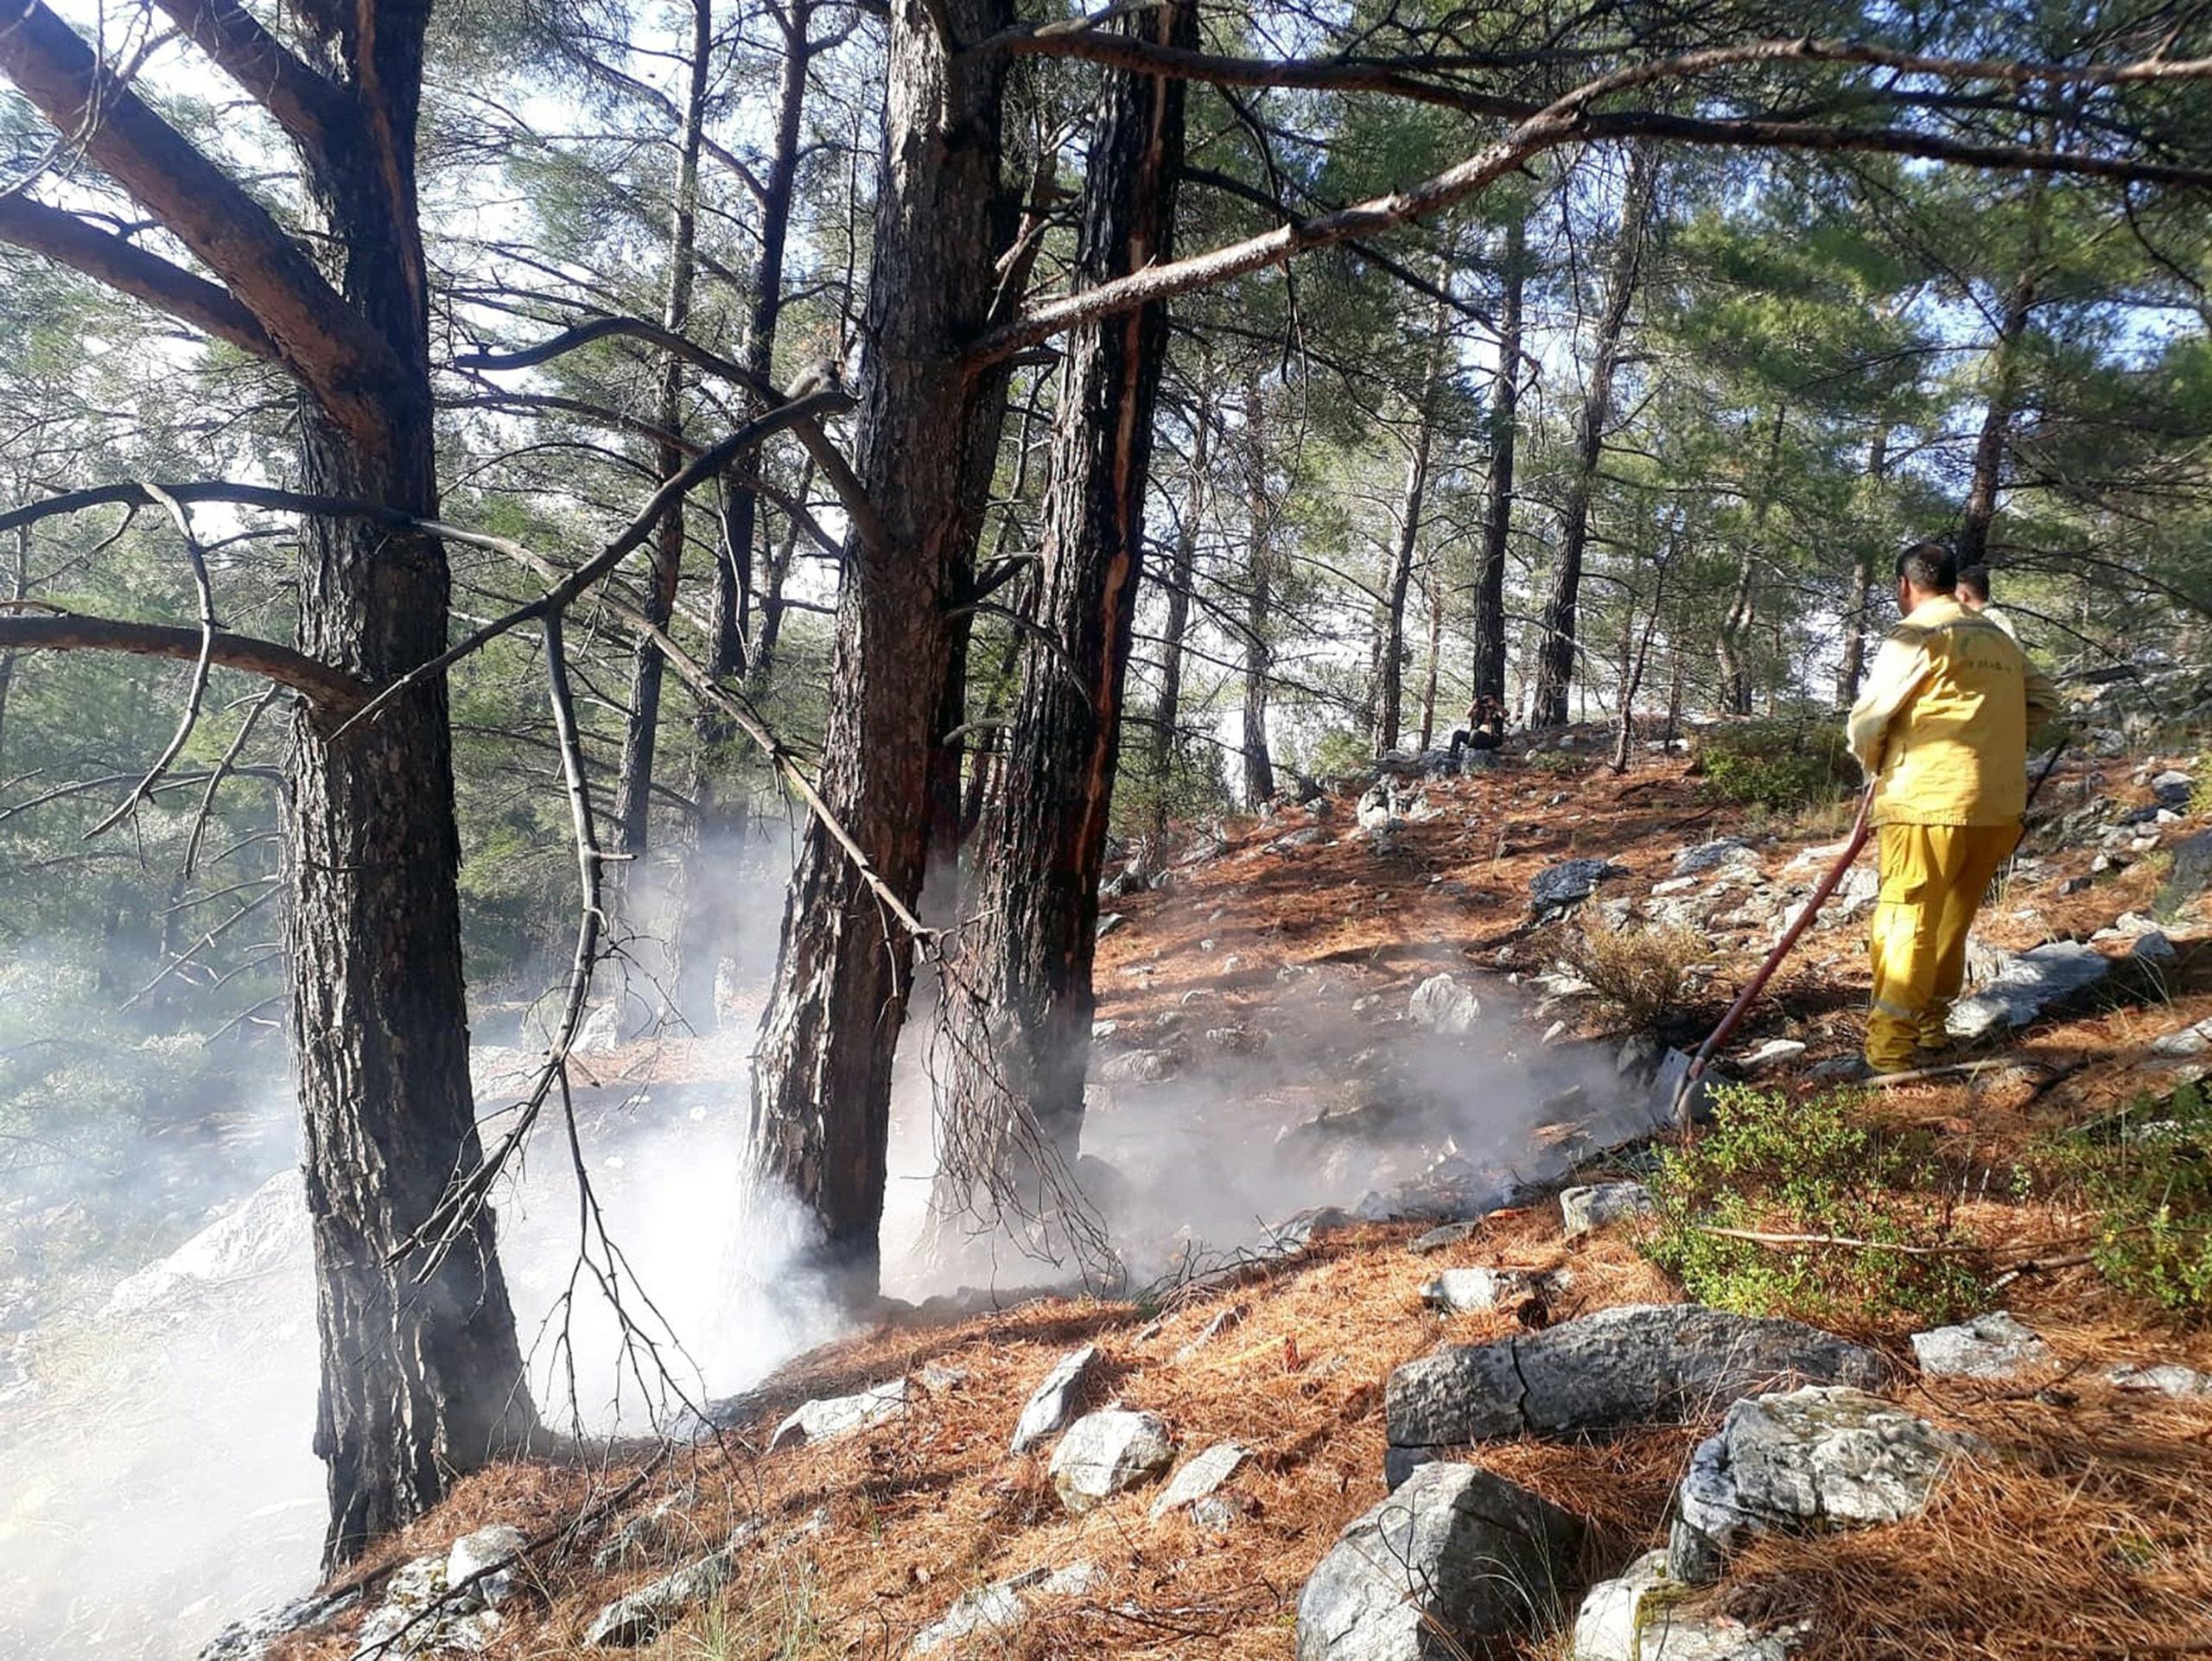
[243,736,2212,1661]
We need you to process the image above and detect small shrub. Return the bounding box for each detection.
[1643,1086,1985,1324]
[1694,718,1858,812]
[1559,919,1704,1030]
[1526,748,1582,776]
[2033,1081,2212,1315]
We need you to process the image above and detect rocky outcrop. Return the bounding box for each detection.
[1421,1266,1544,1315]
[1532,859,1627,912]
[1296,1462,1583,1660]
[1049,1409,1174,1512]
[1387,1305,1884,1480]
[352,1524,533,1656]
[1669,1387,1964,1582]
[1009,1345,1102,1454]
[195,1588,361,1661]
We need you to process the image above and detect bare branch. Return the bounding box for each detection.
[0,611,368,711]
[0,194,277,360]
[147,0,346,162]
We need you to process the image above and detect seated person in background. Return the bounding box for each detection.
[1448,695,1507,763]
[1955,563,2019,641]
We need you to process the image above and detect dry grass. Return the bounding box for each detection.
[1559,919,1707,1031]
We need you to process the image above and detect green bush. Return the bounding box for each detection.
[2033,1081,2212,1315]
[1526,748,1583,776]
[1643,1085,1984,1324]
[1694,718,1859,811]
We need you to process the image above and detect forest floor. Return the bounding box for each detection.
[274,736,2212,1661]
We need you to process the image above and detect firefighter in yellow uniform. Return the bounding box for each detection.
[1846,540,2056,1074]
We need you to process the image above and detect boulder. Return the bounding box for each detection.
[583,1539,748,1647]
[1408,973,1481,1035]
[1910,1311,2052,1380]
[1295,1462,1584,1661]
[105,1169,308,1319]
[1572,1550,1805,1660]
[2107,1361,2212,1397]
[1387,1305,1884,1472]
[769,1378,908,1450]
[1422,1266,1540,1315]
[1009,1345,1102,1454]
[1148,1441,1250,1520]
[1096,912,1126,940]
[1669,1387,1964,1583]
[1675,840,1760,878]
[2158,829,2212,913]
[1532,859,1627,912]
[1098,1048,1180,1085]
[1049,1409,1175,1513]
[1946,943,2110,1041]
[1560,1181,1654,1237]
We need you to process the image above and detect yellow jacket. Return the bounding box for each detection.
[1847,595,2056,826]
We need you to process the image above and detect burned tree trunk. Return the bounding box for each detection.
[1471,217,1525,709]
[1240,371,1276,807]
[743,0,1018,1296]
[0,2,535,1567]
[931,0,1195,1230]
[1529,150,1653,729]
[1147,379,1209,834]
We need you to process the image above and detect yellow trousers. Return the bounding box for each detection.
[1865,822,2019,1072]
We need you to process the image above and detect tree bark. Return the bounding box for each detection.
[1715,404,1786,716]
[929,0,1195,1231]
[1471,215,1525,709]
[1530,148,1653,728]
[680,0,812,1026]
[1371,275,1452,755]
[1957,177,2044,569]
[1835,423,1886,703]
[1147,378,1209,835]
[1416,565,1443,751]
[743,0,1019,1297]
[1240,370,1276,806]
[611,0,711,878]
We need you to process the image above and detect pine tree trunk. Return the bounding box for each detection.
[679,0,809,1027]
[1372,281,1452,755]
[1958,189,2044,568]
[1148,379,1209,834]
[931,0,1193,1228]
[1715,405,1785,717]
[1241,371,1276,806]
[1416,568,1442,751]
[612,0,710,873]
[1530,150,1654,728]
[1835,424,1887,703]
[1471,216,1525,709]
[743,0,1017,1297]
[293,34,530,1568]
